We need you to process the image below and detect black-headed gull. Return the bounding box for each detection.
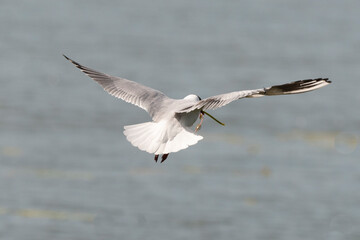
[64,55,331,162]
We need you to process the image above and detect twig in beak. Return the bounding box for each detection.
[201,110,225,126]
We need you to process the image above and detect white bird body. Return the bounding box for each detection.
[124,95,203,156]
[64,55,331,162]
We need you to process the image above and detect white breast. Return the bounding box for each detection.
[175,109,201,127]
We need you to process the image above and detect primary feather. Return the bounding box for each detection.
[177,78,331,113]
[63,55,170,119]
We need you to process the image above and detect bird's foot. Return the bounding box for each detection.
[161,154,169,163]
[154,154,169,163]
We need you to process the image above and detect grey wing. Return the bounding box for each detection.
[64,55,170,117]
[177,78,331,113]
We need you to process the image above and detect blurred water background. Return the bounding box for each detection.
[1,0,359,239]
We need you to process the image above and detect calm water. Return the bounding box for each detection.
[1,0,359,239]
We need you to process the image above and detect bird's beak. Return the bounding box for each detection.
[201,111,225,126]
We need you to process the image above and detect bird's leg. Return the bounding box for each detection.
[161,154,169,163]
[195,112,204,132]
[154,154,159,162]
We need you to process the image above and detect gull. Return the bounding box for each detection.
[63,55,331,163]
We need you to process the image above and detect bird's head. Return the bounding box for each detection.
[184,94,201,101]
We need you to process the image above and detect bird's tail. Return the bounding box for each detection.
[123,120,203,155]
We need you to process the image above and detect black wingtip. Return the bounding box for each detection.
[309,78,331,83]
[63,54,70,60]
[316,78,331,84]
[264,78,331,96]
[62,54,83,69]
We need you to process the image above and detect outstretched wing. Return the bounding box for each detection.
[64,55,170,117]
[177,78,331,113]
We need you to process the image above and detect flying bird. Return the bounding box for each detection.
[63,55,331,163]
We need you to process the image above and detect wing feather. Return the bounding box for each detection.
[177,78,331,113]
[63,55,170,117]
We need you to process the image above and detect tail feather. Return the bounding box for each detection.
[123,120,203,155]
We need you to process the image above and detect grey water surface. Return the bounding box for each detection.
[1,0,359,239]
